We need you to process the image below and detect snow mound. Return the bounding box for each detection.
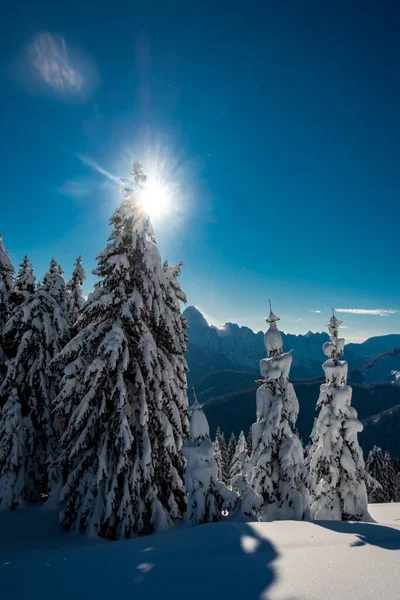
[1,504,399,599]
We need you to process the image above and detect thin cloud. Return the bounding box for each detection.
[311,310,321,314]
[77,155,120,183]
[29,33,83,94]
[335,308,398,317]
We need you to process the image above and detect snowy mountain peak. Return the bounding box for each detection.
[183,306,209,328]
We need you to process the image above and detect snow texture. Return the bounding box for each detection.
[0,503,399,600]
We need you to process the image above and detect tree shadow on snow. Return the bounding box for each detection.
[0,517,279,600]
[127,521,279,600]
[312,520,400,550]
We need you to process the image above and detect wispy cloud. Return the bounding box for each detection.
[335,308,398,317]
[29,33,83,94]
[311,309,321,314]
[77,155,120,183]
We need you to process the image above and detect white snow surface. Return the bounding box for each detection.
[0,503,399,599]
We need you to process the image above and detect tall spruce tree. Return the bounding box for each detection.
[213,434,223,482]
[0,260,69,509]
[66,255,86,327]
[250,305,313,521]
[52,163,189,539]
[0,234,15,382]
[246,426,253,456]
[227,432,237,481]
[214,427,229,484]
[366,447,396,503]
[308,313,373,521]
[11,256,35,308]
[230,430,249,481]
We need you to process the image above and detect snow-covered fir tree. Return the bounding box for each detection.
[308,313,373,521]
[11,256,35,308]
[227,432,237,480]
[213,434,224,482]
[250,305,313,521]
[66,255,86,328]
[52,163,189,539]
[162,259,189,424]
[44,258,69,314]
[366,447,396,503]
[0,260,69,509]
[214,427,229,485]
[230,430,249,481]
[0,234,15,382]
[184,391,237,525]
[246,426,253,456]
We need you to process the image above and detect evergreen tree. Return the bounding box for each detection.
[0,234,15,381]
[309,313,373,521]
[230,430,249,481]
[184,391,237,525]
[385,451,397,502]
[52,163,189,539]
[44,259,69,313]
[250,305,313,521]
[227,432,237,480]
[365,447,387,503]
[246,426,253,456]
[215,427,229,485]
[213,435,223,482]
[66,255,86,327]
[0,261,69,509]
[12,256,35,307]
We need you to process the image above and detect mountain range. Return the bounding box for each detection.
[183,306,400,456]
[183,305,400,386]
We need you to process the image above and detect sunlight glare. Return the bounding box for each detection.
[141,178,171,220]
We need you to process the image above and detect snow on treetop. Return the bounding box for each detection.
[188,388,210,441]
[264,321,283,355]
[189,405,210,443]
[327,313,342,328]
[265,303,280,323]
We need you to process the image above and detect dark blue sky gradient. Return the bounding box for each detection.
[1,1,399,339]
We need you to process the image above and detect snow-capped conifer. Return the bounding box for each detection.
[53,163,189,539]
[246,427,253,456]
[66,255,86,327]
[214,427,229,484]
[230,430,249,481]
[309,312,373,521]
[250,304,313,521]
[184,391,237,525]
[162,260,189,422]
[213,435,223,481]
[12,256,35,307]
[366,447,396,503]
[227,432,237,479]
[43,259,68,314]
[0,259,69,509]
[0,234,15,379]
[230,474,262,520]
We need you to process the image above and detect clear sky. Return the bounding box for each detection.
[1,1,399,341]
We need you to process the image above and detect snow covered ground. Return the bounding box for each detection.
[1,503,399,599]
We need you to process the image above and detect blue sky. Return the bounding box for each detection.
[1,1,399,341]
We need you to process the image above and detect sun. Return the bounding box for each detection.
[141,178,171,220]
